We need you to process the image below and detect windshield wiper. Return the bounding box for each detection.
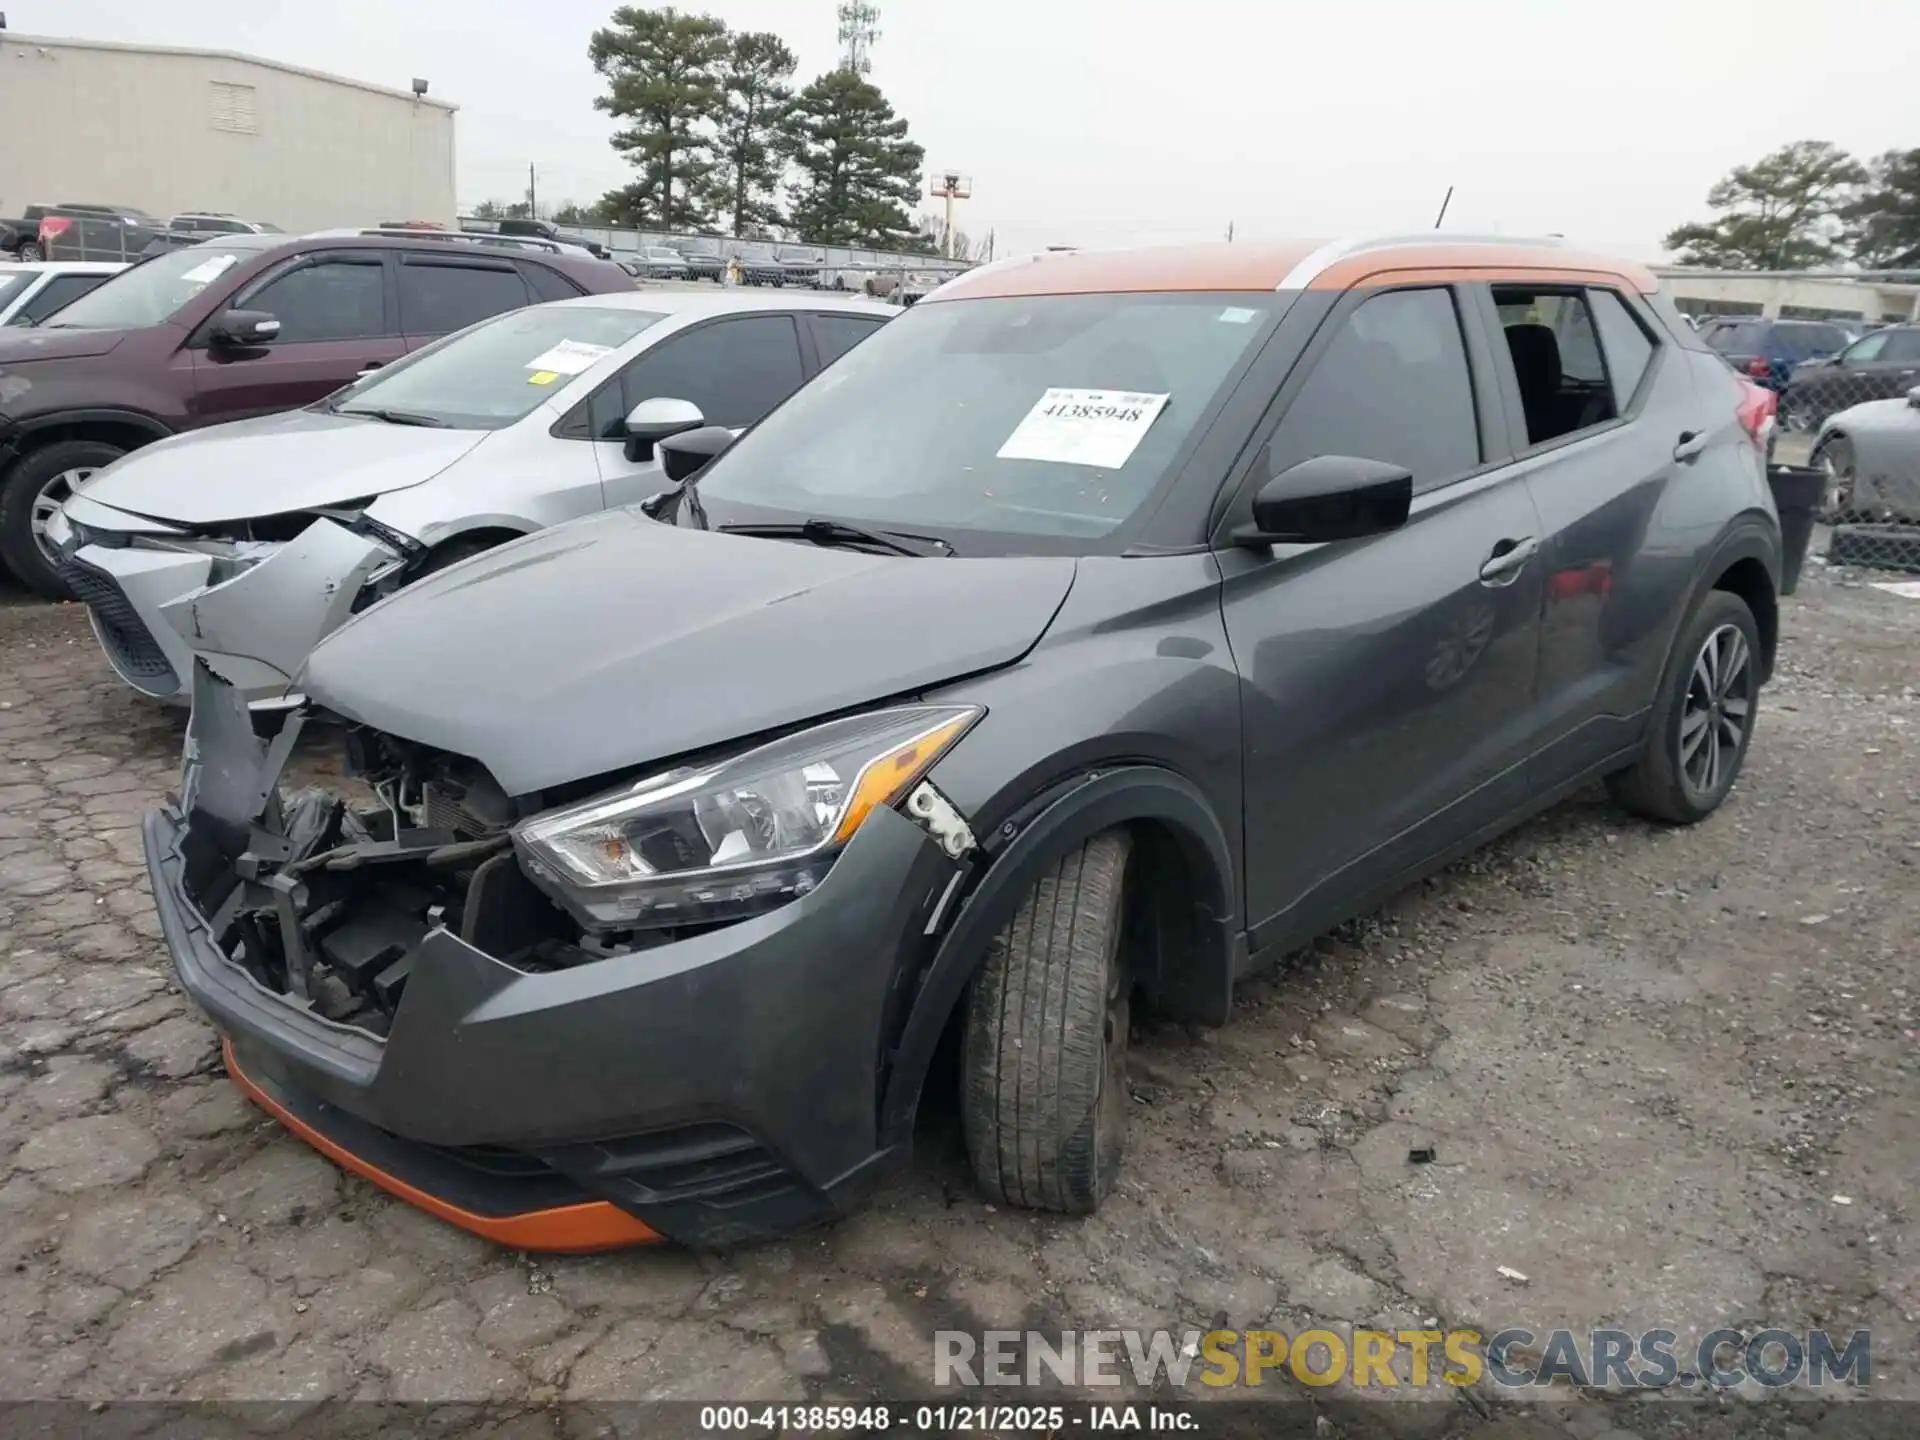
[719,519,955,557]
[334,406,448,428]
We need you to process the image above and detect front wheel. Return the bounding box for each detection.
[1813,436,1857,521]
[1607,590,1761,824]
[961,830,1133,1214]
[0,439,126,598]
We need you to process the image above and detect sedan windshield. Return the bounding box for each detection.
[329,305,663,430]
[38,245,246,330]
[694,291,1277,542]
[0,274,29,313]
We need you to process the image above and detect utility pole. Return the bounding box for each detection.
[1226,220,1235,243]
[1433,185,1453,229]
[527,163,538,219]
[929,171,971,259]
[837,2,880,74]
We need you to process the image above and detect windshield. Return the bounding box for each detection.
[40,245,244,330]
[695,291,1276,544]
[0,274,29,312]
[329,304,663,430]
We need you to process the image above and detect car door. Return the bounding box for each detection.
[395,253,534,350]
[1854,327,1920,400]
[589,313,809,508]
[1468,282,1691,784]
[1217,284,1546,949]
[188,251,402,425]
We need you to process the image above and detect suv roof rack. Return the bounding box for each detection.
[1277,231,1570,291]
[349,227,564,254]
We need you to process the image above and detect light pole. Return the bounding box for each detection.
[929,171,972,259]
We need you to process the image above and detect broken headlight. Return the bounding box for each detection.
[512,705,980,931]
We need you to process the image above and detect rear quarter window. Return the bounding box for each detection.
[523,263,587,303]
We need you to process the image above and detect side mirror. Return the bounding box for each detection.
[1234,455,1413,547]
[622,396,704,463]
[210,309,280,347]
[658,425,735,485]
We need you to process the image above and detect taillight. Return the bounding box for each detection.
[1745,356,1770,379]
[1736,380,1776,450]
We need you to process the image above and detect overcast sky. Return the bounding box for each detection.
[38,0,1920,259]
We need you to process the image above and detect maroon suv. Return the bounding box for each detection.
[0,232,636,596]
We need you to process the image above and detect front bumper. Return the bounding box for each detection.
[53,502,398,706]
[143,670,962,1248]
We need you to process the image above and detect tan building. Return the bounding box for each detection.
[1655,267,1920,325]
[0,33,457,233]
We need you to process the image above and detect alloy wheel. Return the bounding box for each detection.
[1679,623,1753,798]
[30,467,96,567]
[1819,446,1855,519]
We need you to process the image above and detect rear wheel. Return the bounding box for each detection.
[1813,435,1857,521]
[0,439,126,598]
[961,830,1133,1214]
[16,241,44,263]
[1607,590,1761,824]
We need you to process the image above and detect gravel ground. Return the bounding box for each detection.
[0,556,1916,1436]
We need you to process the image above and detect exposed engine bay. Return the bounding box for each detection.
[178,665,672,1040]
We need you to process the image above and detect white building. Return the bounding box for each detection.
[0,33,457,233]
[1655,268,1920,326]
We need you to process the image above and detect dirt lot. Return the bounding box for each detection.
[0,556,1916,1435]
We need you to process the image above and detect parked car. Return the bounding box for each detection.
[168,213,285,237]
[679,237,727,283]
[635,246,691,282]
[0,232,634,596]
[497,216,611,261]
[777,246,825,287]
[734,242,784,286]
[34,204,168,263]
[0,261,123,328]
[1779,323,1920,433]
[0,214,40,261]
[53,292,892,708]
[144,234,1783,1249]
[1697,316,1851,392]
[1809,384,1920,523]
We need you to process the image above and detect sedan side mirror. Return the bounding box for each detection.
[1234,455,1413,546]
[658,425,736,485]
[210,309,281,347]
[623,396,705,463]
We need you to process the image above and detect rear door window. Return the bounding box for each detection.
[1273,287,1480,493]
[396,259,532,336]
[1880,329,1920,362]
[809,313,888,367]
[522,263,587,303]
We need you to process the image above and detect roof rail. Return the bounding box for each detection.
[355,228,561,254]
[1277,231,1567,291]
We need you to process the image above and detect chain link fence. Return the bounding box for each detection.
[1762,339,1920,574]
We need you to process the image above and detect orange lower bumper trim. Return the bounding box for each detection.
[222,1040,660,1252]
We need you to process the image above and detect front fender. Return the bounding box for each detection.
[876,763,1236,1148]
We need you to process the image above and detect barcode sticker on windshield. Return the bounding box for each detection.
[997,389,1171,469]
[525,340,614,376]
[180,255,239,285]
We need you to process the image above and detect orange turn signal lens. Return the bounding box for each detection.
[830,711,976,845]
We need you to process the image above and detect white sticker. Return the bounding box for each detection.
[996,388,1171,470]
[180,254,239,285]
[525,339,615,376]
[1219,306,1260,324]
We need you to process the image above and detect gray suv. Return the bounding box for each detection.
[145,233,1783,1250]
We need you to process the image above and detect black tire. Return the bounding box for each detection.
[1607,590,1762,825]
[1812,435,1856,521]
[960,829,1133,1214]
[17,241,44,263]
[0,439,127,598]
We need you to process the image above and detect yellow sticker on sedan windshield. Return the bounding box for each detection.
[527,370,559,385]
[997,388,1171,469]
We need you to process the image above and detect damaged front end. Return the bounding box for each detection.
[175,661,627,1040]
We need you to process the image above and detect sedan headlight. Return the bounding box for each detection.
[513,705,980,931]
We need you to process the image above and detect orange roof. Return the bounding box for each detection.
[927,237,1658,302]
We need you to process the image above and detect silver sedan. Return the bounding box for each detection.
[50,290,892,710]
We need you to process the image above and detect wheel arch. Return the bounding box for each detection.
[1678,518,1780,686]
[876,763,1238,1147]
[2,408,173,468]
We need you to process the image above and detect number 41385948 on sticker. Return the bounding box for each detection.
[997,387,1171,470]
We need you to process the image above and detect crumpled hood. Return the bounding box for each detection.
[305,510,1078,795]
[74,409,491,527]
